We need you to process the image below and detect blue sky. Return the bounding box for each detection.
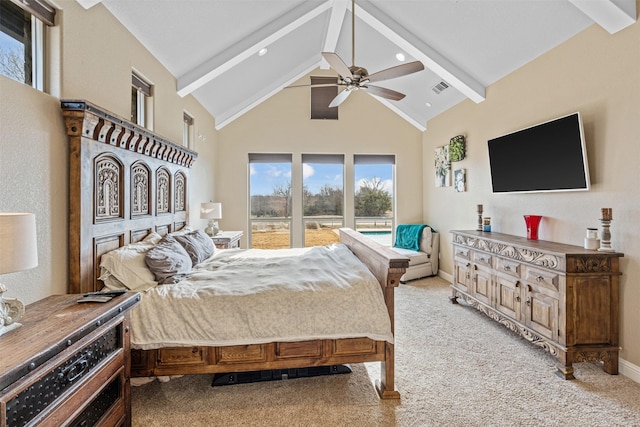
[249,163,393,196]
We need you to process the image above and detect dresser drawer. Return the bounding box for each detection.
[472,251,492,268]
[525,266,560,292]
[453,245,470,260]
[496,257,521,278]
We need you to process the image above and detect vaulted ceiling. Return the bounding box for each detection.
[77,0,636,131]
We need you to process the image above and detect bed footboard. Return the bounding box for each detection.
[339,228,409,398]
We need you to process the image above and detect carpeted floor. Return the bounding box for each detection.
[131,277,640,426]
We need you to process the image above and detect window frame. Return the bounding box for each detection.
[0,0,53,91]
[131,72,152,128]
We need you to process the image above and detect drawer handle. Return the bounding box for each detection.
[59,355,90,384]
[536,275,545,282]
[504,265,511,271]
[515,295,521,302]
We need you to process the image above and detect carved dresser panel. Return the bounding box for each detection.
[450,230,623,379]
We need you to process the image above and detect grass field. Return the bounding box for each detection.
[251,229,340,249]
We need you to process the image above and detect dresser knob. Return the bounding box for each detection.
[66,340,73,346]
[28,362,36,370]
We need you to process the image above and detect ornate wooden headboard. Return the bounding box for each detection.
[61,100,197,295]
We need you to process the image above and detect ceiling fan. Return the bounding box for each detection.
[291,0,424,108]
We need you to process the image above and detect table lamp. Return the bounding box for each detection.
[200,202,222,237]
[0,212,38,336]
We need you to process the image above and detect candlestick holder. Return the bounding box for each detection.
[597,219,615,252]
[477,205,483,231]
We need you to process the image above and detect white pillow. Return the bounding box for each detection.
[99,232,162,291]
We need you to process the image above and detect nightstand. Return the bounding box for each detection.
[0,292,140,427]
[211,230,243,249]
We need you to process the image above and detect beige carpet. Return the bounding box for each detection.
[132,277,640,426]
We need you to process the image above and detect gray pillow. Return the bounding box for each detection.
[173,229,215,265]
[144,236,193,284]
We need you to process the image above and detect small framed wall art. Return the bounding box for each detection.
[449,135,466,162]
[435,145,450,187]
[454,168,466,192]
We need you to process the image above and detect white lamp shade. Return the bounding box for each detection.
[200,202,222,220]
[0,213,38,274]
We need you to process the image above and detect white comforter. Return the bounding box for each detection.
[130,243,393,349]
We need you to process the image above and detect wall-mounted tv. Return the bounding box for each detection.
[488,112,590,193]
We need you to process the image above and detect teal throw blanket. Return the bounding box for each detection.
[394,224,427,251]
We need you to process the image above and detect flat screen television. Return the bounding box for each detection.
[487,112,590,193]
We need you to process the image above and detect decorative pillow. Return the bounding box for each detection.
[173,229,215,265]
[167,225,193,237]
[144,236,193,284]
[99,232,162,291]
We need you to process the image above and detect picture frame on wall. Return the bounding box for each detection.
[454,168,466,192]
[435,145,451,187]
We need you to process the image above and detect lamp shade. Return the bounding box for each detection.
[0,213,38,274]
[200,202,222,220]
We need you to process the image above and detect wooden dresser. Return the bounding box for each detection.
[450,230,623,379]
[0,292,140,426]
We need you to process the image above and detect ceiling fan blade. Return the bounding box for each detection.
[364,85,406,101]
[328,88,353,108]
[322,52,354,80]
[366,61,424,83]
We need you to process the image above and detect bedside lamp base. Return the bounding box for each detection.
[205,220,219,237]
[0,283,24,336]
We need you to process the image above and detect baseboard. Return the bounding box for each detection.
[620,358,640,384]
[438,270,453,283]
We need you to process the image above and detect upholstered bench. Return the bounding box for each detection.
[390,226,439,283]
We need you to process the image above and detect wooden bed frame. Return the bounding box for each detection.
[61,100,409,399]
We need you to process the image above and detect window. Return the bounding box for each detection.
[0,0,55,90]
[354,155,395,246]
[310,76,338,120]
[183,113,193,148]
[131,72,151,127]
[249,154,292,249]
[302,154,343,247]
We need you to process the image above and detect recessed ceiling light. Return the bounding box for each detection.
[395,53,405,61]
[425,102,432,108]
[258,48,268,56]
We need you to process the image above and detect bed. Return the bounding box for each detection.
[61,100,409,399]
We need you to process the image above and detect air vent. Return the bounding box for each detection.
[432,81,449,94]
